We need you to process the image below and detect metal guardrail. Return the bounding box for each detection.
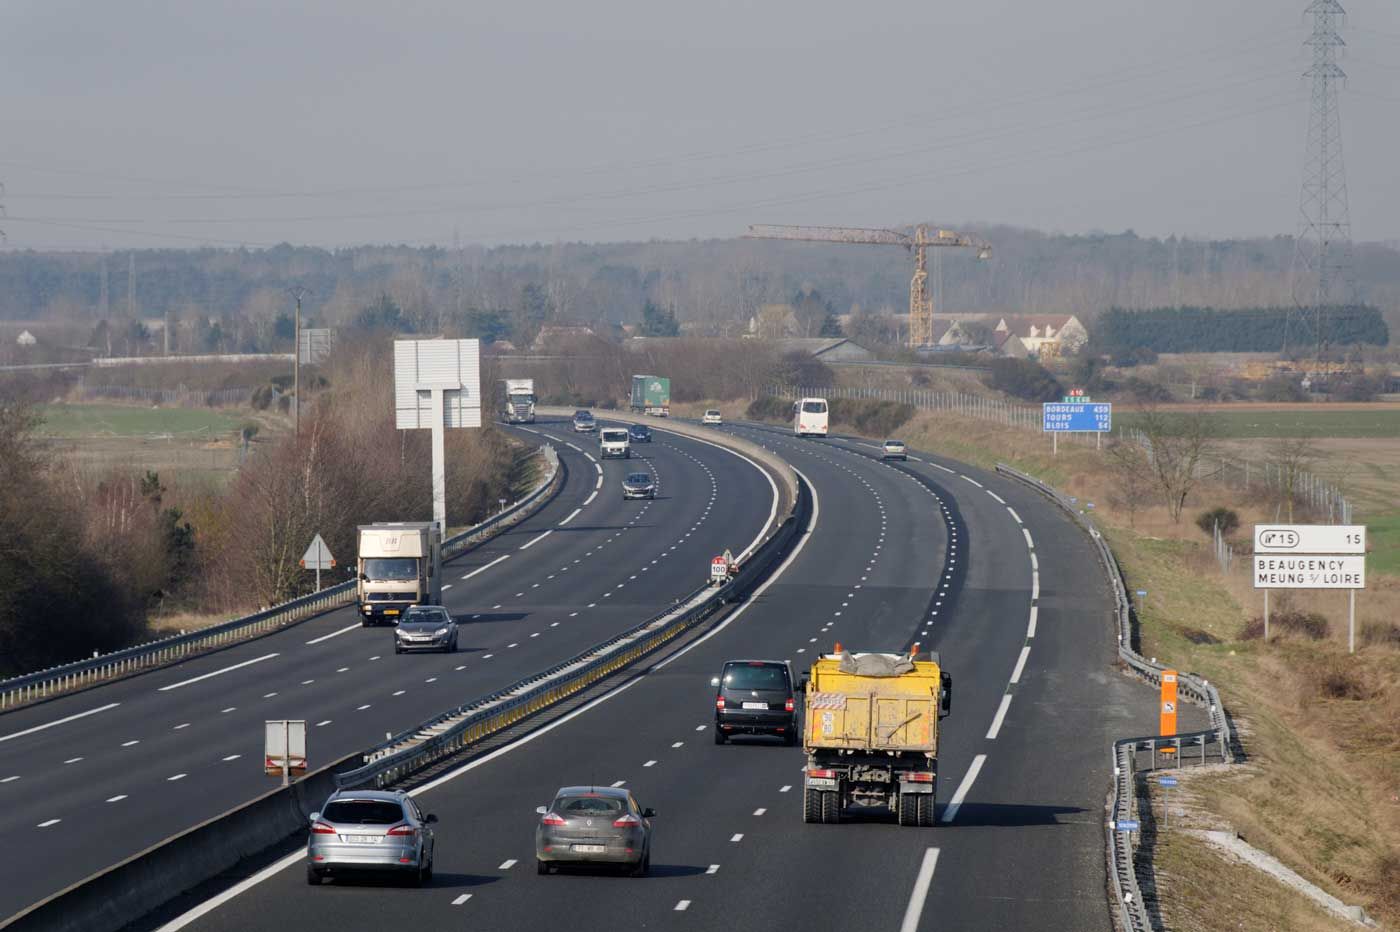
[0,445,563,711]
[995,463,1234,932]
[334,478,807,790]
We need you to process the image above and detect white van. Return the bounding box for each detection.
[599,427,631,459]
[793,397,829,437]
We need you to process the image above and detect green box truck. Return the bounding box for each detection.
[630,375,670,417]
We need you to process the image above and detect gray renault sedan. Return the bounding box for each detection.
[394,605,458,654]
[535,786,655,876]
[307,789,437,886]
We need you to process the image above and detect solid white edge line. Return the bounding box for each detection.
[304,623,359,646]
[155,654,279,692]
[519,529,554,551]
[0,702,121,744]
[940,753,986,823]
[1009,645,1031,684]
[558,507,583,526]
[898,847,941,932]
[1027,605,1039,638]
[460,553,509,581]
[986,694,1014,740]
[155,465,814,932]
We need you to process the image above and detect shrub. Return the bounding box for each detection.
[1123,376,1172,402]
[1360,620,1400,647]
[1317,662,1369,700]
[746,396,791,422]
[1195,507,1240,537]
[1258,374,1307,402]
[1240,609,1330,641]
[829,398,914,436]
[984,358,1063,402]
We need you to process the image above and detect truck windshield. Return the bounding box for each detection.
[801,401,827,414]
[363,558,418,581]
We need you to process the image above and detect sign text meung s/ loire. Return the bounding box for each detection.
[1252,555,1365,589]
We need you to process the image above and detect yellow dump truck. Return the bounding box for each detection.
[801,647,951,826]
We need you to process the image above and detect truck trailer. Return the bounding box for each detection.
[356,522,443,626]
[801,646,951,826]
[629,375,670,417]
[501,379,537,424]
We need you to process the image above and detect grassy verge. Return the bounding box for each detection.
[736,397,1399,928]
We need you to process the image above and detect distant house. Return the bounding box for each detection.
[771,338,875,363]
[993,315,1088,356]
[531,325,597,352]
[748,304,802,340]
[16,330,37,346]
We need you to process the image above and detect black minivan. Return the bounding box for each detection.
[712,660,798,745]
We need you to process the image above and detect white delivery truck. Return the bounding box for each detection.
[356,522,443,626]
[501,379,537,424]
[599,427,631,459]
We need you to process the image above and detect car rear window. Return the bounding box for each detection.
[322,800,406,825]
[556,795,625,815]
[722,664,788,690]
[801,401,827,414]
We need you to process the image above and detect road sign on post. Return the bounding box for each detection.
[1042,401,1111,455]
[1252,523,1367,651]
[300,533,335,591]
[265,720,307,786]
[394,339,482,532]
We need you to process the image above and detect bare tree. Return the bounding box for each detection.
[1263,435,1320,522]
[1104,437,1155,528]
[1134,405,1219,523]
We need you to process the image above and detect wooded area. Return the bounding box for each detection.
[1096,305,1390,353]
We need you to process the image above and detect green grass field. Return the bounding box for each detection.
[37,403,245,439]
[1117,407,1400,439]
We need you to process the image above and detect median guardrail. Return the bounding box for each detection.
[996,463,1234,932]
[0,445,562,711]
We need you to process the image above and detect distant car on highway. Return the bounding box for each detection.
[535,785,656,876]
[702,409,723,425]
[394,605,458,654]
[572,410,596,432]
[599,427,631,459]
[307,789,437,886]
[628,423,652,443]
[622,471,656,500]
[882,439,908,460]
[712,659,798,745]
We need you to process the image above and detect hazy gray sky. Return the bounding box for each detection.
[3,0,1398,250]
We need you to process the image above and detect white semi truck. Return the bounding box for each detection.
[356,522,443,626]
[501,378,537,424]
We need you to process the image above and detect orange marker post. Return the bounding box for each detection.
[1159,669,1178,737]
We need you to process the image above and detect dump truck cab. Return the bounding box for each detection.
[801,646,950,826]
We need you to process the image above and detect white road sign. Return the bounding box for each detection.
[1253,555,1365,590]
[300,533,335,570]
[1253,524,1365,555]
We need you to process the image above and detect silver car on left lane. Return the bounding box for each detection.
[307,790,437,886]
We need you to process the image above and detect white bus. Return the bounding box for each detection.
[793,397,829,437]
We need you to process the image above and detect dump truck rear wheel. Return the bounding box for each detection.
[821,791,842,824]
[802,789,822,823]
[897,792,919,827]
[917,794,936,827]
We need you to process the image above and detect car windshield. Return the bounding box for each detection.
[555,795,625,815]
[722,664,788,690]
[362,558,418,581]
[575,412,592,419]
[402,609,447,625]
[626,473,651,484]
[601,430,628,441]
[322,800,406,825]
[801,401,827,414]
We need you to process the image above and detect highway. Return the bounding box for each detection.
[159,420,1193,932]
[0,416,777,920]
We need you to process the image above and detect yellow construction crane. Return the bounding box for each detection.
[744,224,992,349]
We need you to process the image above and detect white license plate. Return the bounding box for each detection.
[806,777,837,788]
[742,702,769,710]
[572,844,606,853]
[344,835,379,844]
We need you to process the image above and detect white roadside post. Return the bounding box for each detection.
[1253,524,1366,653]
[393,339,482,532]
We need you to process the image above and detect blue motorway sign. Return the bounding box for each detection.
[1158,776,1179,788]
[1115,819,1140,832]
[1043,402,1112,432]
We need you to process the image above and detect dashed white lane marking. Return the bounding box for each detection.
[0,776,19,783]
[461,554,510,581]
[174,722,193,729]
[1007,507,1023,524]
[584,452,597,464]
[565,442,582,452]
[1010,646,1031,684]
[671,741,683,748]
[1030,552,1039,571]
[441,583,453,590]
[222,754,241,761]
[167,773,187,782]
[519,529,554,550]
[1022,528,1035,549]
[675,900,691,912]
[316,720,332,727]
[583,490,599,506]
[986,489,1006,504]
[499,859,517,870]
[960,475,984,488]
[559,507,583,526]
[941,754,987,823]
[262,692,277,699]
[306,623,360,645]
[107,795,127,803]
[932,463,955,474]
[643,760,657,767]
[779,785,792,793]
[706,864,720,874]
[452,894,471,906]
[122,740,139,747]
[1032,572,1040,600]
[611,780,626,787]
[221,707,236,713]
[753,808,767,816]
[336,667,349,673]
[986,695,1014,740]
[695,725,706,731]
[299,680,314,686]
[37,819,61,828]
[1,702,121,743]
[158,654,279,692]
[393,690,406,696]
[730,833,744,843]
[1027,605,1039,638]
[898,848,942,932]
[64,757,83,764]
[356,704,372,711]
